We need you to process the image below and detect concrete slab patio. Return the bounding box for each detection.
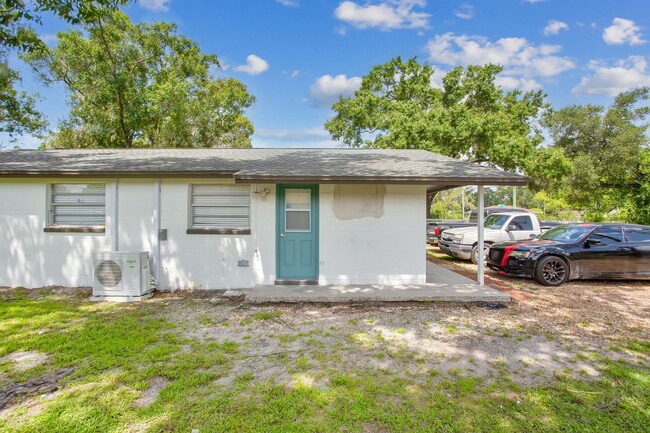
[243,261,510,304]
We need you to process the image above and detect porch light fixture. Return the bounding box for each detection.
[252,187,271,199]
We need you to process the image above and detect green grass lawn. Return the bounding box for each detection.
[0,288,648,432]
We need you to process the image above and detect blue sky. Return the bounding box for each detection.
[10,0,650,148]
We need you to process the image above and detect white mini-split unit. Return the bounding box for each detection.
[92,251,155,301]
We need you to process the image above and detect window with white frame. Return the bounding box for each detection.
[48,183,106,228]
[189,184,250,232]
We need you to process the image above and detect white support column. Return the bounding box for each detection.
[110,179,119,251]
[152,180,161,285]
[477,185,485,286]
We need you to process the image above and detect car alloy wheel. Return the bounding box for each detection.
[535,256,568,286]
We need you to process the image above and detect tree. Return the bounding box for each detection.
[1,59,46,145]
[24,11,255,148]
[429,187,474,219]
[325,57,560,176]
[1,0,126,146]
[544,87,650,224]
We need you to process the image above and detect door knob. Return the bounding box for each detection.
[280,234,285,238]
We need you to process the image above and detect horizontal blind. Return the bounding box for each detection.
[191,184,250,229]
[51,183,106,226]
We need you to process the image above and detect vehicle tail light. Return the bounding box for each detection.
[434,227,440,235]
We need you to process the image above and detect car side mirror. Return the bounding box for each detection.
[529,234,537,239]
[506,224,518,232]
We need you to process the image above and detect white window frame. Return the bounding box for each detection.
[188,184,251,234]
[46,183,106,232]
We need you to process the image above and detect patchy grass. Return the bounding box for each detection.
[251,309,282,320]
[0,285,649,432]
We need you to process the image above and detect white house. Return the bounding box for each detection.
[0,148,526,290]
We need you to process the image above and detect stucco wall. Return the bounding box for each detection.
[0,179,425,289]
[0,178,112,288]
[319,184,426,285]
[158,180,276,290]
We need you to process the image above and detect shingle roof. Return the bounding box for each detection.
[0,148,527,187]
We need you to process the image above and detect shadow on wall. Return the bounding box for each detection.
[2,214,109,288]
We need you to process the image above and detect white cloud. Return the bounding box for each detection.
[572,56,650,96]
[429,68,446,88]
[253,127,338,148]
[256,127,330,141]
[425,32,575,79]
[523,0,546,3]
[454,4,474,20]
[334,0,430,31]
[495,76,541,91]
[138,0,171,12]
[544,20,569,36]
[310,74,362,106]
[603,18,646,45]
[235,55,270,75]
[276,0,299,7]
[39,33,58,46]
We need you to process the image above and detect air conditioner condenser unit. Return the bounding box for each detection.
[92,251,154,301]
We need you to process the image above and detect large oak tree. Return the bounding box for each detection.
[544,87,650,224]
[2,1,126,146]
[325,57,568,179]
[24,10,255,148]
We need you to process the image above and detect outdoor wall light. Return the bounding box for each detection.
[253,187,271,199]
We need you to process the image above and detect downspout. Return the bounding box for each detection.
[152,180,161,286]
[477,185,485,285]
[110,180,119,251]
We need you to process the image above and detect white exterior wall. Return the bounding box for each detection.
[0,179,425,289]
[318,184,426,285]
[158,180,276,290]
[0,178,112,288]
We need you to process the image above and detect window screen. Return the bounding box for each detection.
[50,183,106,227]
[190,184,250,229]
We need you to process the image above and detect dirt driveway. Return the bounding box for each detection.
[148,251,650,389]
[1,255,649,432]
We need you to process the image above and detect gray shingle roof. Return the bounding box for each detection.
[0,148,527,187]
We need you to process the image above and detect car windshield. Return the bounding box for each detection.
[538,225,593,242]
[483,214,511,229]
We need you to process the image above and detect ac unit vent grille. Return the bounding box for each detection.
[96,260,122,288]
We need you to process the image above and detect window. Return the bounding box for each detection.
[626,228,650,242]
[46,183,106,232]
[510,216,534,231]
[188,184,251,234]
[285,189,311,232]
[587,227,624,245]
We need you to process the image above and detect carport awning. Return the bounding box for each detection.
[0,148,527,188]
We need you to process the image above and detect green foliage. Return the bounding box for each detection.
[24,11,255,148]
[1,1,126,147]
[0,63,46,145]
[1,1,127,53]
[544,87,650,224]
[430,187,473,219]
[325,57,560,180]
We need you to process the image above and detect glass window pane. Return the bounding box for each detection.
[285,189,310,210]
[286,211,310,231]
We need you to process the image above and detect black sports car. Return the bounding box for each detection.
[487,223,650,286]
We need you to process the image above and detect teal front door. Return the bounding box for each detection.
[276,185,319,282]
